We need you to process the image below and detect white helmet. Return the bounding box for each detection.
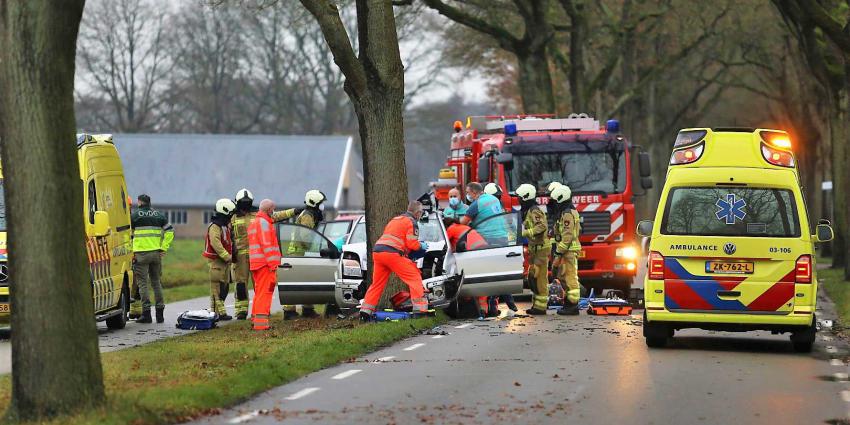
[547,181,563,193]
[516,183,537,201]
[305,189,326,207]
[484,183,502,197]
[235,188,254,203]
[215,198,237,215]
[550,185,573,204]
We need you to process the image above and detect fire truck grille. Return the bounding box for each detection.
[578,260,595,270]
[579,211,611,235]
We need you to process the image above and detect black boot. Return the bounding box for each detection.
[155,307,165,323]
[236,312,247,320]
[359,311,373,322]
[218,313,233,321]
[301,308,320,319]
[557,303,580,316]
[283,310,299,321]
[525,307,548,316]
[137,309,152,324]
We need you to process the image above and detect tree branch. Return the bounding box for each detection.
[421,0,521,51]
[299,0,367,96]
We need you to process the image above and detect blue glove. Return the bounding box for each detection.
[419,241,430,251]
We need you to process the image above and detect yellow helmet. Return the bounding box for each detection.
[215,198,237,215]
[516,183,537,201]
[547,181,563,193]
[305,190,327,207]
[484,182,502,197]
[550,185,573,203]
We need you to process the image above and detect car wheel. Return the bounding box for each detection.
[643,311,668,348]
[105,286,129,330]
[790,315,816,353]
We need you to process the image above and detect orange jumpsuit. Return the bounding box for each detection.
[248,211,280,330]
[361,214,428,315]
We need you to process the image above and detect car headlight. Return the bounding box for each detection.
[342,259,362,278]
[615,246,637,259]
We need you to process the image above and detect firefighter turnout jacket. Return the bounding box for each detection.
[554,209,582,254]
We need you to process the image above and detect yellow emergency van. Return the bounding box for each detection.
[0,133,134,329]
[637,128,833,352]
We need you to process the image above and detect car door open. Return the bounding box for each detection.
[453,212,524,297]
[277,223,340,306]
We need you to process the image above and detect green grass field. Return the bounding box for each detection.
[819,268,850,326]
[0,313,444,425]
[161,239,207,289]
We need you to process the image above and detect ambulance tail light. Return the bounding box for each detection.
[669,142,704,165]
[649,251,665,280]
[761,143,795,168]
[795,255,812,284]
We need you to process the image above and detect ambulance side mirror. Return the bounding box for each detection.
[636,220,653,238]
[93,211,111,237]
[815,222,834,243]
[496,153,513,171]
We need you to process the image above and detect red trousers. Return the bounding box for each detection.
[361,252,427,314]
[250,266,276,330]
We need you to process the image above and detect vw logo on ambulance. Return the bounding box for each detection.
[723,242,736,255]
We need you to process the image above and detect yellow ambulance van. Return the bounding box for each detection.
[637,128,833,352]
[0,133,134,329]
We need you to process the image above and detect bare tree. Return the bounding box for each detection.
[76,0,172,132]
[0,0,105,420]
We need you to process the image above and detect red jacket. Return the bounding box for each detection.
[446,224,487,252]
[374,214,421,255]
[248,211,280,270]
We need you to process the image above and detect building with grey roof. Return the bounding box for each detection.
[113,134,363,238]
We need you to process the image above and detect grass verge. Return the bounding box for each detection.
[161,283,208,303]
[0,312,446,425]
[820,268,850,325]
[161,239,206,289]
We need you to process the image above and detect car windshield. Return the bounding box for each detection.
[347,215,444,245]
[510,151,627,194]
[661,187,801,237]
[320,221,351,243]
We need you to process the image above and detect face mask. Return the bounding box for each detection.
[449,197,460,208]
[466,194,474,203]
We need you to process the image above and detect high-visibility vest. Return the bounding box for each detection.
[248,212,281,270]
[202,223,232,260]
[446,224,487,251]
[375,214,420,255]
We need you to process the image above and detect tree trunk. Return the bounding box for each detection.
[516,50,556,114]
[832,97,847,269]
[0,1,105,421]
[351,91,409,308]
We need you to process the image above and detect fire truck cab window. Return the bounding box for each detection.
[510,152,627,194]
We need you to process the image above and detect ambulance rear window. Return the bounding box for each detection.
[661,187,800,237]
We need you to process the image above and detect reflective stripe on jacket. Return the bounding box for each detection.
[248,211,281,270]
[555,208,582,254]
[232,208,297,255]
[374,213,420,255]
[131,207,174,252]
[203,223,232,261]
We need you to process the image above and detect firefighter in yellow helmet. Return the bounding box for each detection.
[283,190,327,320]
[231,188,300,320]
[550,184,582,315]
[517,183,550,315]
[203,199,236,320]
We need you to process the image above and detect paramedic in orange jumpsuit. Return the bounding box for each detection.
[443,217,489,316]
[248,199,281,330]
[360,201,429,321]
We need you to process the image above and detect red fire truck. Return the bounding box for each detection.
[433,114,654,293]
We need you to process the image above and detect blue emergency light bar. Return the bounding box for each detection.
[504,122,518,136]
[606,119,620,133]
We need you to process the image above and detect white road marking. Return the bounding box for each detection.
[432,335,445,339]
[831,358,844,366]
[375,356,395,362]
[403,343,425,351]
[833,372,849,381]
[455,323,471,329]
[285,387,320,400]
[842,390,850,403]
[332,369,362,380]
[229,410,262,424]
[827,346,838,354]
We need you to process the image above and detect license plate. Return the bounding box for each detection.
[705,261,754,274]
[0,303,9,313]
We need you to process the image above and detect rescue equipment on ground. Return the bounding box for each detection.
[176,310,218,330]
[372,309,437,322]
[587,292,632,315]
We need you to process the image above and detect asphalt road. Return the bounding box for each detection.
[0,291,279,375]
[189,271,850,425]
